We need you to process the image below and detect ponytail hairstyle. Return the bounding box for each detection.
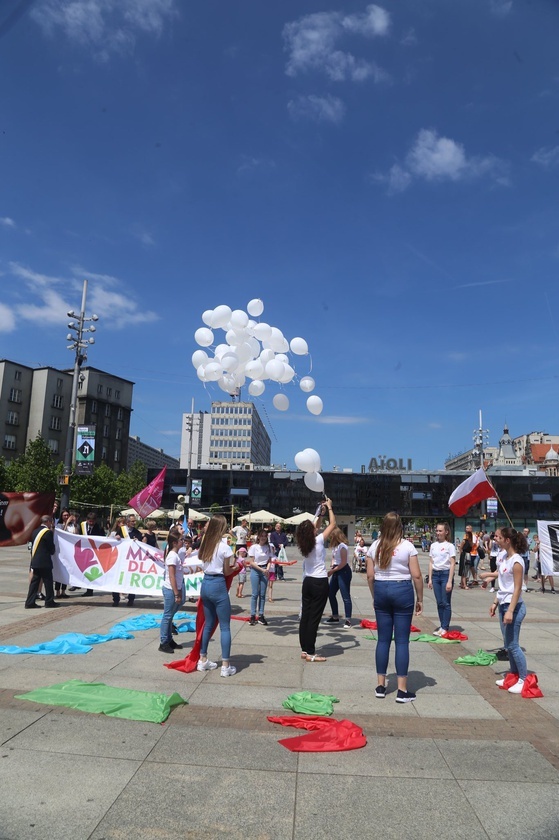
[498,526,528,556]
[164,531,182,559]
[296,519,316,558]
[437,522,451,540]
[329,527,347,549]
[198,515,228,563]
[374,512,403,570]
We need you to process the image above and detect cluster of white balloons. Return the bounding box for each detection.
[192,299,324,415]
[295,448,324,493]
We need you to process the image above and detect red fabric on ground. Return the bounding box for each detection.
[267,715,367,752]
[521,674,544,698]
[231,615,251,622]
[359,619,421,633]
[441,630,468,641]
[164,565,240,673]
[498,673,519,690]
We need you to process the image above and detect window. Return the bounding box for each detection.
[91,400,98,414]
[101,447,107,460]
[117,408,123,420]
[6,411,18,426]
[103,425,109,438]
[104,404,111,417]
[106,387,112,397]
[14,370,22,381]
[115,389,120,400]
[52,394,63,409]
[3,434,16,450]
[115,428,122,440]
[114,449,120,462]
[57,377,63,389]
[97,383,103,394]
[9,388,22,403]
[49,416,62,431]
[48,439,59,454]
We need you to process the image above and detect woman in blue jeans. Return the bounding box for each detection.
[247,530,273,626]
[159,531,186,653]
[427,522,456,635]
[197,515,239,677]
[326,527,353,628]
[490,527,529,694]
[366,513,423,703]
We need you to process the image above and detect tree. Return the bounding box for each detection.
[6,436,58,493]
[71,464,118,509]
[115,460,147,507]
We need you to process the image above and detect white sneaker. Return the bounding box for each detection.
[489,588,495,593]
[508,679,524,694]
[495,676,506,687]
[197,659,217,671]
[221,665,236,677]
[432,627,443,636]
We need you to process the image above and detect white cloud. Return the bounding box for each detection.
[288,94,346,124]
[314,415,370,425]
[31,0,178,59]
[374,129,508,193]
[400,28,417,47]
[0,216,16,228]
[283,4,390,82]
[0,303,16,332]
[490,0,513,18]
[8,262,160,329]
[531,145,559,168]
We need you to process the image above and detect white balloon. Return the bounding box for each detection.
[211,305,232,329]
[202,309,214,326]
[196,364,208,382]
[221,352,239,372]
[290,337,309,355]
[275,353,290,364]
[236,342,254,365]
[247,298,264,317]
[244,359,265,380]
[218,374,237,394]
[214,343,229,359]
[307,395,323,416]
[194,327,214,347]
[265,359,285,381]
[230,309,249,330]
[248,379,265,396]
[248,337,261,358]
[225,329,240,346]
[260,348,275,365]
[273,393,290,411]
[204,361,222,381]
[253,322,272,342]
[304,471,324,493]
[268,327,285,352]
[278,364,295,384]
[192,350,209,368]
[294,448,321,472]
[300,376,315,393]
[279,337,290,353]
[233,373,246,388]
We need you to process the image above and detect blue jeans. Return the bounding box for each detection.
[200,575,232,660]
[374,580,415,678]
[432,569,453,631]
[250,567,268,616]
[328,565,352,619]
[499,600,527,680]
[160,585,185,645]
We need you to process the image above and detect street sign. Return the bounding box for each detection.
[191,480,202,505]
[76,425,96,475]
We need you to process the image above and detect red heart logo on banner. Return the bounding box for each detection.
[74,544,95,573]
[92,541,119,574]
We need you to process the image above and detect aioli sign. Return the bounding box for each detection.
[53,531,203,597]
[368,457,413,472]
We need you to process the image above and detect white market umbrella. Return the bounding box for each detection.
[283,511,315,525]
[240,509,284,524]
[119,508,137,516]
[188,508,209,522]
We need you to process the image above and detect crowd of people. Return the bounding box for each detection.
[23,501,544,699]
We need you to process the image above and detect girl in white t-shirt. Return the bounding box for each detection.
[295,499,337,662]
[197,515,239,677]
[159,531,186,653]
[326,527,352,628]
[247,530,273,625]
[427,522,456,635]
[490,527,529,694]
[366,512,423,703]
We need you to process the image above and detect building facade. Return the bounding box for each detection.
[181,401,271,469]
[128,435,179,472]
[75,367,134,473]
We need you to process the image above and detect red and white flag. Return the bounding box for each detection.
[128,467,166,518]
[448,468,495,517]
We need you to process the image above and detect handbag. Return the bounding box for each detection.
[477,546,486,560]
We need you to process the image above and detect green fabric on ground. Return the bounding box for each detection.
[454,650,498,666]
[15,679,187,723]
[412,634,461,644]
[282,691,339,716]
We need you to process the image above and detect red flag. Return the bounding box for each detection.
[128,467,166,518]
[448,468,495,517]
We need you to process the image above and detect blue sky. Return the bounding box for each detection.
[1,0,559,472]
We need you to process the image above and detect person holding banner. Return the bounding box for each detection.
[197,515,238,677]
[25,516,58,609]
[490,527,529,694]
[159,531,186,653]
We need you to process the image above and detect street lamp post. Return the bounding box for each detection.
[60,280,99,511]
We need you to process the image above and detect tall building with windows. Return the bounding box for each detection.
[128,436,179,472]
[180,401,271,468]
[0,360,34,461]
[75,368,134,473]
[27,367,73,459]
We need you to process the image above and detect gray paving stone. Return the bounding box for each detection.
[416,695,502,719]
[0,708,47,745]
[460,780,559,840]
[435,739,559,782]
[89,764,296,840]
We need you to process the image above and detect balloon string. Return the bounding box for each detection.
[307,354,313,374]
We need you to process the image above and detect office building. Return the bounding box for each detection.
[180,401,271,469]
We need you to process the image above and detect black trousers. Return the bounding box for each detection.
[299,576,329,656]
[26,568,55,607]
[112,592,135,605]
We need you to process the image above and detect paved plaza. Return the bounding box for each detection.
[1,545,559,840]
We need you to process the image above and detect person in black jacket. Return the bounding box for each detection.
[25,516,59,609]
[113,514,142,606]
[79,511,106,597]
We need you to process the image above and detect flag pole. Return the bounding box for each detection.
[490,486,514,528]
